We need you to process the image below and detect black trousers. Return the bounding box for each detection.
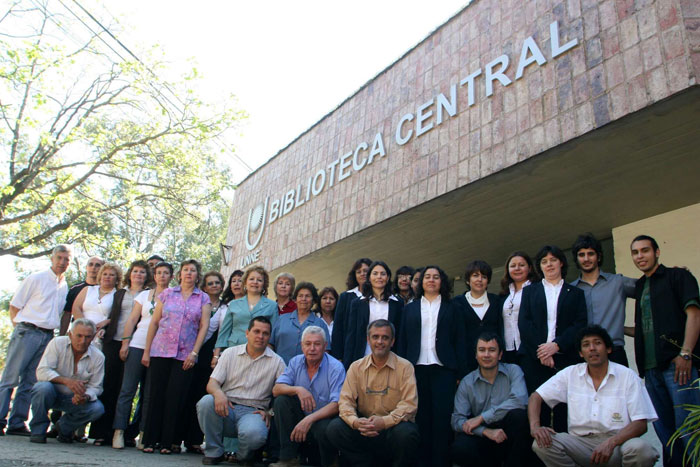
[326,417,419,467]
[520,355,568,432]
[414,364,456,467]
[141,357,194,448]
[89,339,124,440]
[178,333,216,446]
[451,408,539,467]
[273,395,336,466]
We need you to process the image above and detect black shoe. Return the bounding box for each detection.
[125,438,136,448]
[56,432,73,444]
[202,454,225,465]
[6,425,30,436]
[29,435,47,444]
[47,425,59,438]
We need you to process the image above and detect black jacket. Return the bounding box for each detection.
[452,292,503,374]
[330,289,362,362]
[342,297,403,369]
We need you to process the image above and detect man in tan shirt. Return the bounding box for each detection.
[327,319,419,466]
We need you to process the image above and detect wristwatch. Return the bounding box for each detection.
[680,351,691,361]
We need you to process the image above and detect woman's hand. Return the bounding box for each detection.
[183,352,197,370]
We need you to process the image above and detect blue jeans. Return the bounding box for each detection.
[645,364,700,467]
[29,381,104,436]
[196,394,267,460]
[112,347,146,430]
[0,323,54,429]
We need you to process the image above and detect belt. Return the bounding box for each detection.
[20,322,54,334]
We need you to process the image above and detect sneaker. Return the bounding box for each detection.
[5,425,30,436]
[202,454,225,465]
[29,435,47,444]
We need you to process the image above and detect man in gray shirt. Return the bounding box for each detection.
[450,331,534,467]
[570,233,635,366]
[29,318,105,444]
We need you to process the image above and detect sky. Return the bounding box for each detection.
[1,0,469,292]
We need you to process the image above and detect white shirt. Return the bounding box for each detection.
[10,268,68,330]
[543,279,563,343]
[536,362,657,436]
[503,281,530,351]
[131,289,157,349]
[205,302,227,341]
[81,285,115,326]
[465,291,490,320]
[364,296,396,356]
[417,295,442,365]
[36,336,105,401]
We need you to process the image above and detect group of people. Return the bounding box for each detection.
[0,231,697,467]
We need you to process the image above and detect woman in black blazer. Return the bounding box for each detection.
[330,257,371,363]
[452,260,503,375]
[398,265,466,467]
[342,261,402,369]
[518,245,587,431]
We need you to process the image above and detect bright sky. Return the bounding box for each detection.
[1,0,468,292]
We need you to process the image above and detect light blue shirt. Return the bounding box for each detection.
[275,353,346,414]
[215,296,278,349]
[270,311,330,364]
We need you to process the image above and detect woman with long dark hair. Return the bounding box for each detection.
[315,286,338,346]
[330,258,371,363]
[500,252,538,364]
[393,265,415,305]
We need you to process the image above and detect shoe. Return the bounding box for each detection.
[47,425,59,438]
[29,435,47,444]
[202,455,225,465]
[56,432,73,444]
[6,425,30,436]
[112,429,124,449]
[125,437,136,448]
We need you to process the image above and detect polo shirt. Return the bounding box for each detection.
[270,311,330,364]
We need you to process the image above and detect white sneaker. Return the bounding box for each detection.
[112,429,124,449]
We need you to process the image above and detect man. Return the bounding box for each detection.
[529,325,659,467]
[146,254,164,272]
[271,326,345,467]
[59,255,104,336]
[630,234,700,466]
[571,233,635,366]
[326,319,419,467]
[450,331,532,467]
[197,316,286,466]
[0,244,72,436]
[29,318,105,444]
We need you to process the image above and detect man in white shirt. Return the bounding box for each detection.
[29,318,105,444]
[529,325,659,467]
[0,244,72,436]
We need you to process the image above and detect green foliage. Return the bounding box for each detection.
[669,382,700,466]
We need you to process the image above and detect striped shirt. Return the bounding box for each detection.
[211,344,286,410]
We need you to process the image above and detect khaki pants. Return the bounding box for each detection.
[532,432,659,467]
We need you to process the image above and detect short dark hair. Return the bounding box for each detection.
[248,315,272,331]
[464,260,492,289]
[293,281,319,306]
[392,265,415,297]
[366,319,395,339]
[361,261,393,301]
[201,271,225,293]
[123,260,153,289]
[147,255,164,262]
[154,261,174,276]
[535,245,568,278]
[415,265,451,302]
[500,251,538,294]
[631,235,659,252]
[475,331,504,354]
[572,233,604,269]
[577,325,613,351]
[346,258,372,289]
[222,269,245,304]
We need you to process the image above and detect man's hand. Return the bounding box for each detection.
[214,392,233,417]
[483,428,507,443]
[673,356,693,386]
[296,387,316,413]
[462,415,484,435]
[540,355,555,368]
[537,342,559,360]
[71,393,87,405]
[353,418,379,437]
[531,426,556,448]
[254,410,270,428]
[64,379,86,397]
[290,416,314,442]
[591,437,616,464]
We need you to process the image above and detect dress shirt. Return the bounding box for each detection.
[150,286,210,360]
[571,272,635,347]
[10,268,68,330]
[36,336,105,401]
[536,362,657,436]
[502,281,530,351]
[276,353,346,414]
[451,363,528,436]
[339,351,417,429]
[543,279,564,343]
[270,311,330,364]
[417,295,442,365]
[211,344,286,410]
[278,299,297,316]
[364,296,395,356]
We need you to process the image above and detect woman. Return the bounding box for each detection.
[392,265,415,304]
[221,269,245,305]
[343,261,403,369]
[330,257,371,363]
[141,259,211,454]
[398,266,466,467]
[273,272,297,315]
[518,245,587,431]
[90,260,150,446]
[112,262,173,449]
[73,262,122,348]
[270,282,330,364]
[500,252,538,364]
[315,286,338,345]
[452,260,503,375]
[411,267,424,296]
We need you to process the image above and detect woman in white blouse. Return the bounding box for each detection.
[499,251,538,364]
[73,262,121,346]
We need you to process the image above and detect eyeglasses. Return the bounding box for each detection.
[87,262,103,267]
[365,371,391,396]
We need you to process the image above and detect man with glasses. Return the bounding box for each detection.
[327,319,419,466]
[59,256,104,336]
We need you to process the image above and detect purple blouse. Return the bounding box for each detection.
[150,286,210,361]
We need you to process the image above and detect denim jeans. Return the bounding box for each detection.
[645,363,700,467]
[112,347,146,430]
[196,394,268,460]
[29,381,105,436]
[0,323,54,429]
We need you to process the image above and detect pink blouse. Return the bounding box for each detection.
[150,286,210,361]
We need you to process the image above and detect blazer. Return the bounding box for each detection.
[103,288,128,344]
[342,296,403,369]
[452,292,503,374]
[397,298,468,378]
[330,288,362,361]
[518,280,587,365]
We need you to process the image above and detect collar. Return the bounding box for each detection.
[349,286,362,297]
[475,363,508,383]
[47,268,63,282]
[572,272,612,286]
[172,285,203,295]
[578,360,618,380]
[238,344,274,359]
[62,337,93,361]
[509,280,531,293]
[543,279,564,289]
[362,351,397,371]
[369,296,395,303]
[420,295,441,306]
[303,353,328,370]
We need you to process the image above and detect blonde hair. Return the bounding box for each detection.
[97,262,123,288]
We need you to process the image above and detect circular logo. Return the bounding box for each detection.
[249,203,265,233]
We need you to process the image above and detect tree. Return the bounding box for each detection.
[0,0,244,265]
